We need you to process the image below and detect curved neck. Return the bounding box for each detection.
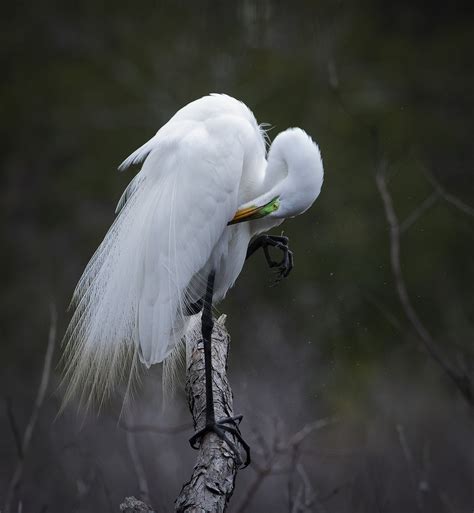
[264,128,324,218]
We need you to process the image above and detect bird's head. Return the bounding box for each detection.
[265,128,324,219]
[228,128,323,226]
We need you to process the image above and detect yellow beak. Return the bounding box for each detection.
[228,205,262,225]
[228,196,280,225]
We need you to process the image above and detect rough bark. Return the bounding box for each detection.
[175,314,240,513]
[120,496,156,512]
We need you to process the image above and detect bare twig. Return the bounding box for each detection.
[328,56,473,403]
[375,169,472,405]
[5,397,23,458]
[234,468,268,513]
[363,292,409,337]
[126,428,151,505]
[3,305,57,513]
[293,463,324,513]
[400,166,474,233]
[424,170,474,217]
[400,192,439,233]
[396,424,423,512]
[283,418,336,451]
[235,417,335,513]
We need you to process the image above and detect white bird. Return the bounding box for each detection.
[62,94,324,417]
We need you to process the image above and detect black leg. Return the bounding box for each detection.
[246,234,294,283]
[188,271,251,468]
[202,271,215,426]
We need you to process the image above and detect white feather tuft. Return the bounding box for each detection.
[117,135,159,171]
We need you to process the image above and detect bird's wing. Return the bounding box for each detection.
[135,124,245,365]
[63,119,246,407]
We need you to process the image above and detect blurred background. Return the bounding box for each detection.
[1,1,473,511]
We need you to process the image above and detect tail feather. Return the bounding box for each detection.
[61,178,152,409]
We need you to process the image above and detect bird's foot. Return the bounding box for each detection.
[189,414,251,468]
[262,235,294,285]
[246,233,294,283]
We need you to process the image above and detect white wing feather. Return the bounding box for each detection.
[117,134,160,171]
[63,118,245,407]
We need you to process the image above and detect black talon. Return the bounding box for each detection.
[189,415,251,468]
[188,271,251,468]
[247,234,293,283]
[246,234,294,282]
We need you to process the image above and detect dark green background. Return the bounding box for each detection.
[1,1,473,511]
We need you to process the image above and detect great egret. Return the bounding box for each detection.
[63,93,324,464]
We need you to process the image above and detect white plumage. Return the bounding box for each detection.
[63,94,323,406]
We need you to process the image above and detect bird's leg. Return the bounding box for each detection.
[188,271,251,467]
[202,272,216,426]
[246,234,294,283]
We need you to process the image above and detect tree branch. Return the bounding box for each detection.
[400,191,439,233]
[120,315,241,513]
[175,314,241,513]
[235,417,335,513]
[3,304,57,513]
[375,170,472,405]
[424,169,474,218]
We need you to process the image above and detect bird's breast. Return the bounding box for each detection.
[207,224,253,303]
